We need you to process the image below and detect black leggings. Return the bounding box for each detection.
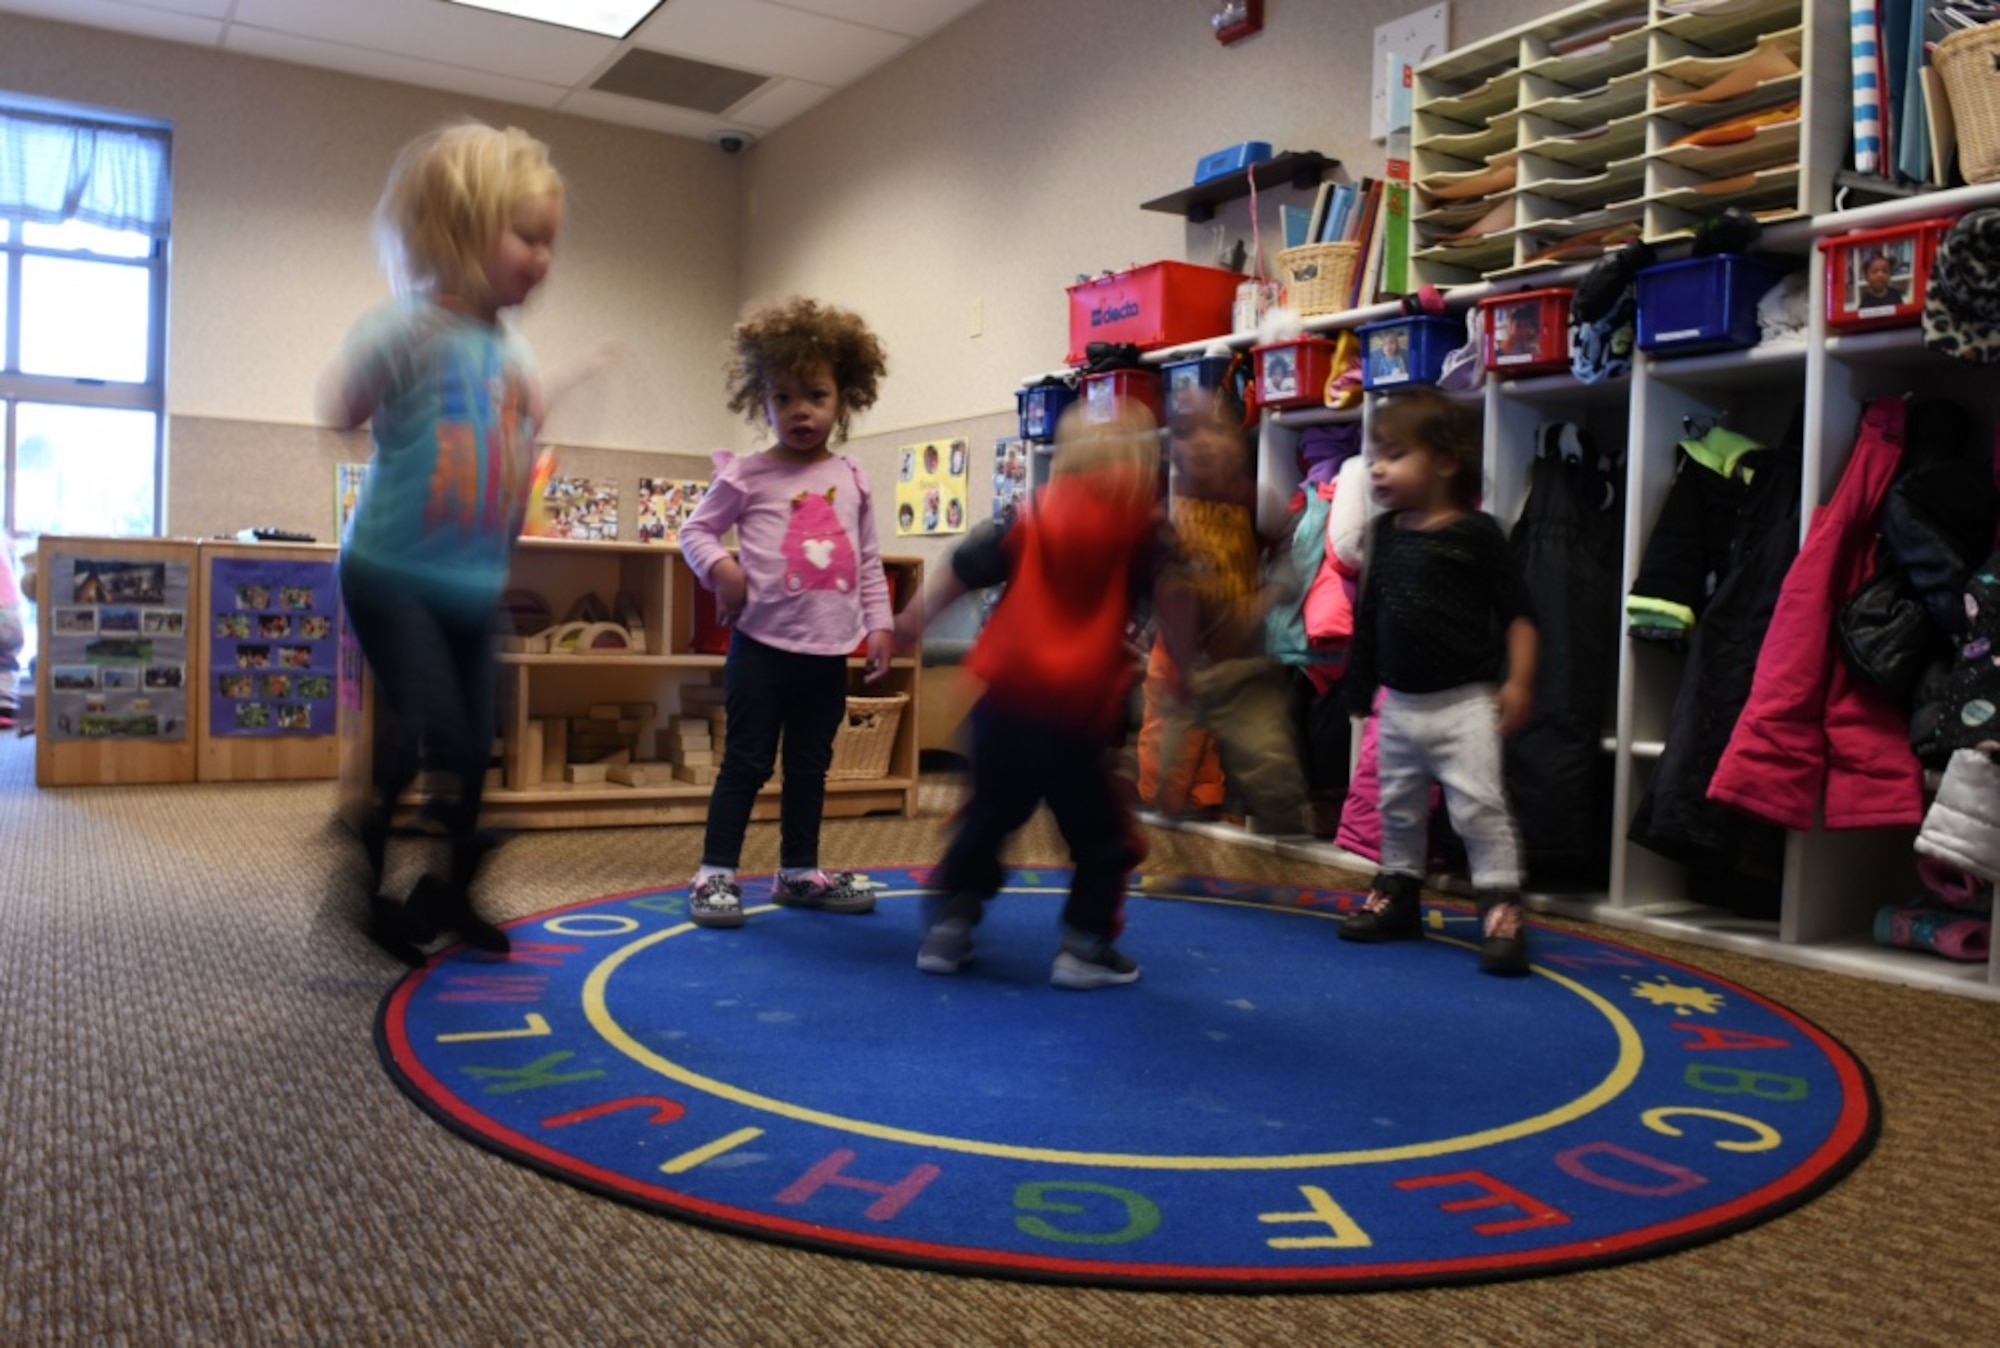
[701,629,850,871]
[340,563,496,891]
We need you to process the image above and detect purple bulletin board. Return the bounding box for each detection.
[209,556,340,737]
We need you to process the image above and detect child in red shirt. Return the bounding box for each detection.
[894,399,1169,987]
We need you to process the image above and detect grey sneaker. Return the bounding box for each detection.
[772,869,876,914]
[687,873,745,929]
[1051,935,1140,990]
[917,918,974,974]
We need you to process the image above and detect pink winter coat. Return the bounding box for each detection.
[1707,397,1924,831]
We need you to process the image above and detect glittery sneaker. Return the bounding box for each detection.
[687,873,745,929]
[1478,899,1530,977]
[1337,887,1424,943]
[772,869,876,914]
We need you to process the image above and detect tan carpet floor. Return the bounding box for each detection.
[3,733,1998,1345]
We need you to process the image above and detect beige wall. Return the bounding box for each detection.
[0,0,1553,565]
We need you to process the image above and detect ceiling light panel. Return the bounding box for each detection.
[443,0,662,39]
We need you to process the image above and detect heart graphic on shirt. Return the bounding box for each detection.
[803,539,835,570]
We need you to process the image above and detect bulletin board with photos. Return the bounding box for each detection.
[43,551,192,743]
[207,555,339,738]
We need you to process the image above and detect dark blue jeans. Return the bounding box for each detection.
[340,560,496,889]
[938,700,1140,942]
[702,629,849,870]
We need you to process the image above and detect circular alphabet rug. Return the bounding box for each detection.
[376,867,1878,1291]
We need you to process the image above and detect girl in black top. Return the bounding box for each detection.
[1341,388,1539,975]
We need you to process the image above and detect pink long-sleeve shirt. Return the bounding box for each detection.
[676,448,893,656]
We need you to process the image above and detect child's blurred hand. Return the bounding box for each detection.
[862,629,894,683]
[713,557,748,621]
[1496,679,1533,737]
[891,606,925,654]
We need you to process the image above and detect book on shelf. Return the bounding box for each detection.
[1304,180,1336,249]
[1281,204,1314,249]
[1377,52,1414,298]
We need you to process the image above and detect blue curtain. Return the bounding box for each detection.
[0,108,171,237]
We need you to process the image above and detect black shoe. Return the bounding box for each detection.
[364,894,429,968]
[1339,886,1424,942]
[410,874,510,954]
[1478,900,1530,977]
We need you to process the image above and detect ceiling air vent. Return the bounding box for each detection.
[591,49,768,114]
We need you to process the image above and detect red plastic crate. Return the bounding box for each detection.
[1081,369,1163,425]
[1819,217,1954,333]
[1252,336,1339,410]
[1477,288,1572,375]
[1066,261,1244,365]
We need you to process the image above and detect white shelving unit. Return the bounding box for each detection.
[1408,0,1850,288]
[1014,0,2000,1003]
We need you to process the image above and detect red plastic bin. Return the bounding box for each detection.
[1066,262,1244,365]
[1081,368,1163,425]
[1477,288,1572,375]
[1253,336,1339,410]
[1819,218,1954,333]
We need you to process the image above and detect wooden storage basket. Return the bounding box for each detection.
[1276,241,1361,317]
[827,693,908,781]
[1937,21,2000,185]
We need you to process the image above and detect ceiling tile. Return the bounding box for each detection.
[724,77,835,130]
[554,88,734,140]
[629,0,907,86]
[231,0,614,84]
[0,0,224,46]
[773,0,986,40]
[224,26,569,110]
[107,0,235,16]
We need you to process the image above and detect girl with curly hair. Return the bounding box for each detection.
[676,298,896,928]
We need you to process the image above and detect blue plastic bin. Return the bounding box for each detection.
[1016,380,1076,441]
[1355,316,1460,391]
[1159,353,1234,417]
[1635,254,1789,356]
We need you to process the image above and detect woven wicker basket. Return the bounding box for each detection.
[827,693,908,781]
[1276,241,1362,317]
[1936,21,2000,184]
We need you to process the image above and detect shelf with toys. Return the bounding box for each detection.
[336,536,922,832]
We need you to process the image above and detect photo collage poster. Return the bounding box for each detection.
[992,437,1029,522]
[634,478,708,543]
[46,553,192,742]
[209,556,340,738]
[895,437,969,537]
[541,476,619,540]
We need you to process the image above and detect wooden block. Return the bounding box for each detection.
[570,717,621,735]
[521,719,545,788]
[588,702,624,720]
[674,749,715,767]
[674,764,718,785]
[565,763,609,784]
[606,764,650,786]
[670,715,711,734]
[668,729,711,749]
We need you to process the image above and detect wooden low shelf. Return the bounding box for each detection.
[337,537,922,831]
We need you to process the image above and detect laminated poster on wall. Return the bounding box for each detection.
[208,556,339,739]
[633,477,708,544]
[334,462,367,536]
[895,438,968,537]
[45,553,191,742]
[992,437,1029,522]
[541,475,619,540]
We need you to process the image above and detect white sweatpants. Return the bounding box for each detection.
[1375,683,1523,891]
